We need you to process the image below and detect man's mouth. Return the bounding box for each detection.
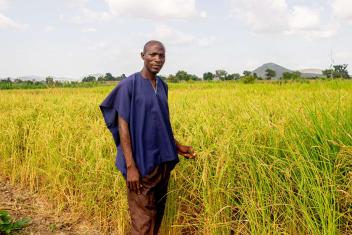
[152,65,161,69]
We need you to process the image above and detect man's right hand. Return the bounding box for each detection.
[127,166,143,194]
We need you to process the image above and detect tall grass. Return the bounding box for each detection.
[0,81,351,234]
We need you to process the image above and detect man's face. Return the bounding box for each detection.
[141,43,165,74]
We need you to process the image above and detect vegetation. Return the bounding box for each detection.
[240,74,256,84]
[82,73,126,82]
[0,78,106,90]
[1,81,352,234]
[1,64,350,90]
[0,210,30,234]
[323,64,350,79]
[281,71,302,80]
[203,72,213,81]
[265,68,276,80]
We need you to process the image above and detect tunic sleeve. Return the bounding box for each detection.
[99,79,132,146]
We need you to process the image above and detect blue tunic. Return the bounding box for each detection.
[99,72,179,178]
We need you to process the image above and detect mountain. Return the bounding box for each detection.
[16,75,45,81]
[299,68,323,78]
[10,75,79,82]
[89,73,104,78]
[299,68,323,74]
[253,63,324,79]
[252,63,292,80]
[53,76,79,81]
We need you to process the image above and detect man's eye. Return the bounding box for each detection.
[149,53,164,58]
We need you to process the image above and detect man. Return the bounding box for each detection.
[100,40,195,235]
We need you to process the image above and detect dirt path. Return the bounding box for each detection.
[0,177,99,235]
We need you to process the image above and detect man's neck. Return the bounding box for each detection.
[140,68,156,81]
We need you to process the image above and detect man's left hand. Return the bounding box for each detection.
[177,144,196,159]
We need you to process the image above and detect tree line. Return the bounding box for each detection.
[1,64,350,89]
[163,64,350,82]
[81,73,126,82]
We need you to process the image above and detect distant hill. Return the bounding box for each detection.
[299,68,323,78]
[253,63,292,80]
[3,75,79,82]
[253,63,323,79]
[299,68,323,74]
[16,75,45,81]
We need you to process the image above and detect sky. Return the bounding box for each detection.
[0,0,351,79]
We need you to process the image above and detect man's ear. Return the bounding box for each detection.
[140,52,144,59]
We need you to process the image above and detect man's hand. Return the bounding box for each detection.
[176,144,196,159]
[126,166,143,194]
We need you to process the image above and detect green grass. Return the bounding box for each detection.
[0,81,351,234]
[0,210,31,234]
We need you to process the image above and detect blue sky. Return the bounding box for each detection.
[0,0,351,79]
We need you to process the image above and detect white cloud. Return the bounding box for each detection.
[81,27,97,33]
[335,51,352,61]
[289,6,320,30]
[67,0,204,25]
[197,37,215,47]
[286,6,337,39]
[146,24,215,47]
[332,0,352,23]
[230,0,336,39]
[71,8,112,24]
[0,0,9,10]
[200,10,207,18]
[59,14,64,21]
[0,13,28,30]
[105,0,199,19]
[88,41,107,50]
[64,0,88,8]
[286,26,337,40]
[231,0,288,33]
[152,24,195,45]
[44,25,54,32]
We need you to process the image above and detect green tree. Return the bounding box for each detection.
[253,73,262,80]
[265,69,276,80]
[190,74,200,81]
[167,74,178,83]
[243,70,252,77]
[97,76,105,81]
[175,70,189,81]
[224,73,240,80]
[82,75,96,82]
[203,72,213,81]
[215,70,227,80]
[240,75,256,84]
[233,73,241,80]
[323,64,350,79]
[282,71,301,80]
[115,74,126,81]
[322,69,333,78]
[45,76,54,85]
[45,76,54,86]
[334,64,350,78]
[104,73,115,81]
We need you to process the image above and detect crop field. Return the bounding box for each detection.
[1,81,352,234]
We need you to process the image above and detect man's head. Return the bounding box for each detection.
[141,40,165,75]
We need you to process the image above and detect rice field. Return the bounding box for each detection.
[1,80,352,234]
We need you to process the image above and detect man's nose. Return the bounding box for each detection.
[154,55,162,62]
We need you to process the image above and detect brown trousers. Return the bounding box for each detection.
[127,163,171,235]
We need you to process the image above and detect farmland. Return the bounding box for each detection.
[1,81,352,234]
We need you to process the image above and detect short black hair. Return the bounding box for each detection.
[143,40,165,53]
